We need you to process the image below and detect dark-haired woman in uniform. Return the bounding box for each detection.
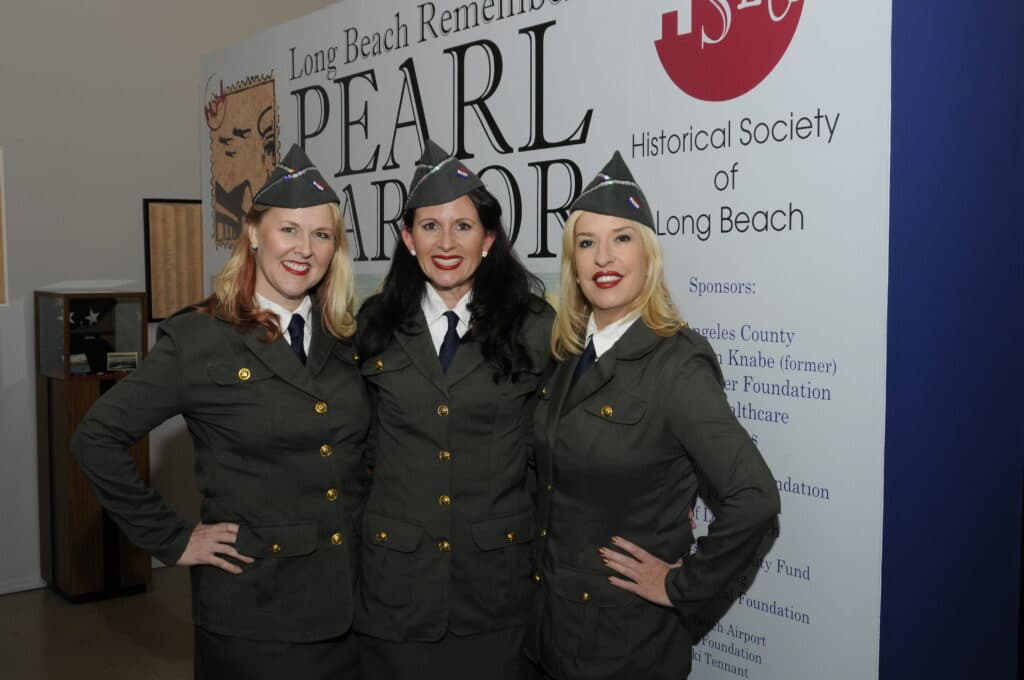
[354,140,553,679]
[72,146,369,678]
[527,152,781,680]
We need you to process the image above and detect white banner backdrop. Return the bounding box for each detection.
[202,2,891,678]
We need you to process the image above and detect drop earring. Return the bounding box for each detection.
[250,243,258,252]
[481,250,489,258]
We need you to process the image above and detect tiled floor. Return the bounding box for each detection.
[0,567,192,679]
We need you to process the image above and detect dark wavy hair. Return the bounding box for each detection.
[356,186,545,382]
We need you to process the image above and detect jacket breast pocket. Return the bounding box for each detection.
[235,522,318,609]
[545,565,650,660]
[361,511,424,606]
[470,510,535,608]
[359,353,417,416]
[203,362,281,446]
[359,352,413,380]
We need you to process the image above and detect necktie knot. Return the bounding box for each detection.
[287,314,307,364]
[438,311,461,373]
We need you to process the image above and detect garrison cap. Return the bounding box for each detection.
[252,144,340,208]
[404,139,484,212]
[570,151,655,230]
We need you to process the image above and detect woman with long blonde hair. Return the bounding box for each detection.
[527,151,780,680]
[72,145,370,678]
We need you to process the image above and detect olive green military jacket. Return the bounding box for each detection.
[71,309,372,642]
[526,322,780,680]
[353,299,555,642]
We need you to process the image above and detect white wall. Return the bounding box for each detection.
[0,0,336,594]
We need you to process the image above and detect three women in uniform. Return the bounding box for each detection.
[71,141,777,680]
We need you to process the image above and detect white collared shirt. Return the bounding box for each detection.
[585,311,641,360]
[255,293,313,354]
[422,285,471,355]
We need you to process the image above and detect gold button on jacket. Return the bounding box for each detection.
[437,540,451,552]
[330,532,344,546]
[326,488,339,501]
[271,543,282,555]
[438,494,451,507]
[436,404,449,416]
[320,443,333,457]
[237,367,252,381]
[375,530,389,543]
[314,401,328,414]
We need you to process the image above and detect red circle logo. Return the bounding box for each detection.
[655,1,803,102]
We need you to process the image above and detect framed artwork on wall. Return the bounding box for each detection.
[143,198,203,321]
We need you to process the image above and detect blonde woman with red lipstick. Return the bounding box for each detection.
[354,140,553,680]
[72,146,370,679]
[525,152,780,680]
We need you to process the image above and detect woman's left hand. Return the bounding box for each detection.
[600,536,682,607]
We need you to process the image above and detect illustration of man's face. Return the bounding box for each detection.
[208,80,277,245]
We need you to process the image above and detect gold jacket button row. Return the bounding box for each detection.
[314,401,328,414]
[320,444,333,457]
[330,532,344,546]
[436,404,449,416]
[438,495,452,507]
[438,450,451,463]
[326,488,339,501]
[237,368,252,381]
[437,540,451,552]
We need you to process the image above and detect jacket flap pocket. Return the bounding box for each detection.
[471,510,536,550]
[236,522,318,558]
[582,396,646,425]
[364,511,424,552]
[207,362,274,385]
[549,565,636,607]
[359,353,412,377]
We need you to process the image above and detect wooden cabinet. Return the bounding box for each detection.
[34,289,151,601]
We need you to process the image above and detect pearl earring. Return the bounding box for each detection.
[410,249,416,256]
[482,250,489,258]
[250,243,258,252]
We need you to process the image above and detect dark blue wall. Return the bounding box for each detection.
[882,2,1022,678]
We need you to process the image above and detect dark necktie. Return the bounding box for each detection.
[570,338,596,387]
[287,313,307,364]
[438,311,460,373]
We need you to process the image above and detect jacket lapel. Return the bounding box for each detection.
[558,320,665,415]
[561,347,617,414]
[306,311,339,378]
[443,336,486,388]
[394,310,449,396]
[241,326,322,399]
